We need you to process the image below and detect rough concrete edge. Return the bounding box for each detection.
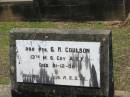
[10,28,111,35]
[0,85,129,97]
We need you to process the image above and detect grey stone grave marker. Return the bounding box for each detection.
[10,29,114,97]
[0,0,33,3]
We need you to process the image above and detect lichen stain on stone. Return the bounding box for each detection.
[54,69,58,75]
[71,52,85,86]
[85,53,98,87]
[16,47,21,65]
[21,67,55,84]
[90,65,98,87]
[70,52,98,87]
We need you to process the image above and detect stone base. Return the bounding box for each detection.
[0,85,129,97]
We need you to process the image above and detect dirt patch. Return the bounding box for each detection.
[0,85,11,97]
[115,91,130,97]
[104,13,130,28]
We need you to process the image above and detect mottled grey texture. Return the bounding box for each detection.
[10,29,114,97]
[0,0,32,3]
[1,85,130,97]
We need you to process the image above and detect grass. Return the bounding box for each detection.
[0,75,10,84]
[0,22,130,91]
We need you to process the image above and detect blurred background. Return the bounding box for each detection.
[0,0,130,21]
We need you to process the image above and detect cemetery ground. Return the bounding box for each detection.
[0,21,130,97]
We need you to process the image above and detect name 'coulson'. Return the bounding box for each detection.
[65,47,90,53]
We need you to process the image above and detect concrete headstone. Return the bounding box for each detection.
[10,29,114,97]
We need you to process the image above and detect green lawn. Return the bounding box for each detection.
[0,22,130,90]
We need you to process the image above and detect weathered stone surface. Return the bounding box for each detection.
[36,0,128,20]
[1,85,130,97]
[0,0,130,21]
[0,0,32,3]
[10,29,114,97]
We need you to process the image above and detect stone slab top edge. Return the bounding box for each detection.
[0,0,33,4]
[10,28,111,35]
[0,0,33,2]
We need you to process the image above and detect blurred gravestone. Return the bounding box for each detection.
[0,0,32,3]
[33,0,129,20]
[0,0,34,21]
[10,29,114,97]
[0,0,129,21]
